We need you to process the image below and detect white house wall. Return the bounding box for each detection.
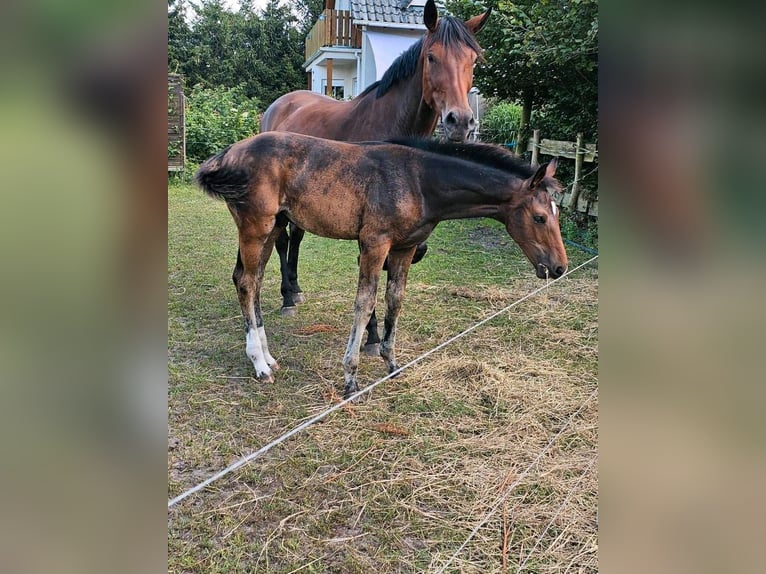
[304,3,429,98]
[362,27,421,87]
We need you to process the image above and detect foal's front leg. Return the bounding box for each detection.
[343,242,389,399]
[362,243,426,355]
[380,246,417,375]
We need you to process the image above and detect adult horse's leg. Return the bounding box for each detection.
[343,241,390,399]
[235,219,281,381]
[380,246,418,376]
[232,248,244,290]
[362,242,427,355]
[287,222,305,304]
[411,242,428,265]
[362,311,381,356]
[275,227,299,316]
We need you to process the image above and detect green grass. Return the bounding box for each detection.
[168,181,598,573]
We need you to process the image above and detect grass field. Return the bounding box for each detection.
[168,180,598,573]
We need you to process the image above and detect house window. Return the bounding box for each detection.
[321,79,345,100]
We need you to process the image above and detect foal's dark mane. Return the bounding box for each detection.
[358,16,483,99]
[388,138,535,179]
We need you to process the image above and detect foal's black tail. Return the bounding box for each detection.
[195,145,251,204]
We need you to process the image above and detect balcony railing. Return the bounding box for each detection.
[305,9,362,60]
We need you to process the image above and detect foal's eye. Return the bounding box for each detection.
[533,215,546,224]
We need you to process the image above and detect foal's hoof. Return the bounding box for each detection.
[293,292,306,304]
[388,363,402,378]
[280,306,298,317]
[259,372,275,384]
[362,343,380,356]
[343,383,360,401]
[269,361,280,372]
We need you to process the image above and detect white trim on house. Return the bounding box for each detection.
[404,0,430,6]
[305,46,361,70]
[352,20,425,30]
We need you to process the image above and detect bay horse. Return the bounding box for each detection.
[197,132,567,398]
[253,0,491,354]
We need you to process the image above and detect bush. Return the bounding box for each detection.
[480,101,522,145]
[560,209,598,250]
[185,84,260,163]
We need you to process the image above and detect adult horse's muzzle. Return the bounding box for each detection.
[443,108,476,142]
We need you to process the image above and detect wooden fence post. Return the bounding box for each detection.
[530,129,540,166]
[326,58,333,97]
[567,133,584,209]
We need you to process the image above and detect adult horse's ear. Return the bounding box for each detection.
[424,0,438,32]
[465,7,492,35]
[530,162,549,189]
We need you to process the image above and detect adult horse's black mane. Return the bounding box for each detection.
[358,16,483,99]
[388,138,536,179]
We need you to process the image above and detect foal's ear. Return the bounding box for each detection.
[530,162,549,189]
[545,157,558,178]
[465,7,492,35]
[530,157,559,189]
[424,0,438,32]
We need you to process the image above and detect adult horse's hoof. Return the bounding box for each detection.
[293,292,306,304]
[362,343,380,356]
[280,305,298,317]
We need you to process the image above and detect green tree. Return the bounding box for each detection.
[293,0,325,35]
[168,0,191,73]
[183,0,241,91]
[177,0,310,107]
[245,0,306,106]
[447,0,597,145]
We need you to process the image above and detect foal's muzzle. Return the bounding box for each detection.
[537,263,567,279]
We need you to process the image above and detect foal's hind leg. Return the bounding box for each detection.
[380,246,417,376]
[235,219,280,381]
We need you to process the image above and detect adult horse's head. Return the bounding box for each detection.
[421,0,491,142]
[503,158,569,279]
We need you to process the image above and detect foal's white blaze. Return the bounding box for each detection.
[551,200,558,217]
[258,326,277,367]
[246,328,271,377]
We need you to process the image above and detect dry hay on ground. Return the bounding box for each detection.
[168,250,597,573]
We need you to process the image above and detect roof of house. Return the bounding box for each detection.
[350,0,446,25]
